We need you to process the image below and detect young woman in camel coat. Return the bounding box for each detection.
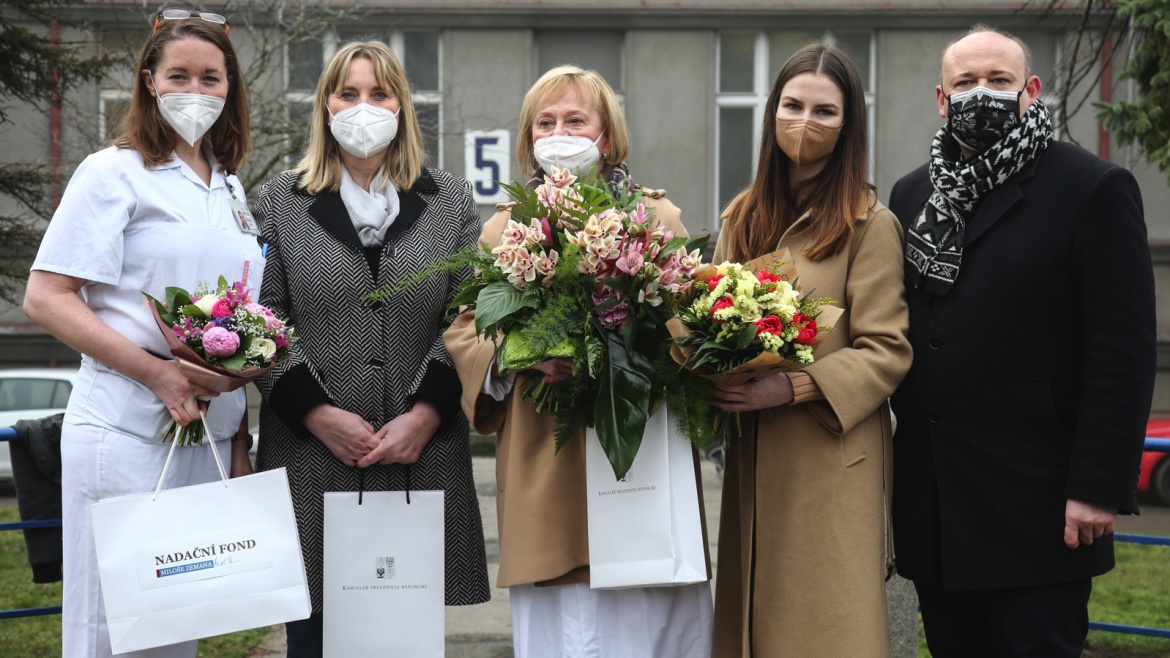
[709,44,912,658]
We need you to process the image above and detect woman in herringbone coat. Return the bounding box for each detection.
[253,41,489,656]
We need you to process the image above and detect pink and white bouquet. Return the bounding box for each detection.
[376,167,708,478]
[143,276,296,445]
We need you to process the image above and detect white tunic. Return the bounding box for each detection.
[33,145,264,442]
[32,145,263,658]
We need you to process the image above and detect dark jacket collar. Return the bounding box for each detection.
[297,168,439,251]
[963,148,1042,248]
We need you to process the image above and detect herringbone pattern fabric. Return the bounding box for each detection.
[252,169,490,611]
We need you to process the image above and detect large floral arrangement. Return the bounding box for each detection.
[143,276,296,445]
[377,167,708,478]
[667,251,840,440]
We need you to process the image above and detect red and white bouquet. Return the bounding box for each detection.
[668,251,840,438]
[143,276,296,445]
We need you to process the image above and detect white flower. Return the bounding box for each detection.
[194,295,220,316]
[250,337,277,361]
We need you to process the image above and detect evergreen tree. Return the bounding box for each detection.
[0,0,115,304]
[1097,0,1170,186]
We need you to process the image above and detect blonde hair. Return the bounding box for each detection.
[517,65,630,177]
[294,41,424,193]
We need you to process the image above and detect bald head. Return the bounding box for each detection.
[935,27,1042,125]
[941,26,1032,86]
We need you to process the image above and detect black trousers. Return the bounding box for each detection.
[914,579,1092,658]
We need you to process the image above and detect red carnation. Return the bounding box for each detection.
[757,270,782,285]
[706,274,724,291]
[710,296,734,321]
[754,315,784,336]
[793,311,818,344]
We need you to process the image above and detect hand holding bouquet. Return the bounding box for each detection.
[373,167,708,478]
[143,276,296,445]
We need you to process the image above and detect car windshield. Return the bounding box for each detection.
[0,378,72,411]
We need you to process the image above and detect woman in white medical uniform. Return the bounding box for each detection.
[23,12,257,658]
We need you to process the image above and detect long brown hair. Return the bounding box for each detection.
[722,43,872,262]
[294,41,425,194]
[115,19,250,173]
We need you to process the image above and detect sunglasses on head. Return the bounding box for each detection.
[153,7,230,35]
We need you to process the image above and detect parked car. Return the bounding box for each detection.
[0,368,79,483]
[1140,417,1170,506]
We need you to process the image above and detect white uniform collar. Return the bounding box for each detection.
[150,142,228,192]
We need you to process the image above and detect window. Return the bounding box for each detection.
[715,31,875,222]
[535,31,624,93]
[100,92,131,142]
[98,27,144,142]
[0,379,72,412]
[285,29,443,167]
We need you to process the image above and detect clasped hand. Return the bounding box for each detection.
[303,401,442,468]
[710,371,794,412]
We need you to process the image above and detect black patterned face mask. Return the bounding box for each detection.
[945,86,1023,153]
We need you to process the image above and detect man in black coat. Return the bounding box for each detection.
[888,25,1156,657]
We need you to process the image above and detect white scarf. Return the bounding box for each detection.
[339,167,400,247]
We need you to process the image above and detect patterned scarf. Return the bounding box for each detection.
[529,162,634,192]
[905,100,1053,295]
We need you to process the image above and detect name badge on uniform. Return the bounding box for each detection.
[230,199,260,236]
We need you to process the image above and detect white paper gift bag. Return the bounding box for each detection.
[585,405,708,589]
[323,489,445,658]
[90,431,311,654]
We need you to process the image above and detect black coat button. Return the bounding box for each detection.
[929,337,944,350]
[928,411,940,423]
[368,358,384,369]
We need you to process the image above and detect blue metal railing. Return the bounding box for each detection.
[0,426,62,619]
[2,428,1170,633]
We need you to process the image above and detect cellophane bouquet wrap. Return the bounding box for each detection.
[668,249,842,439]
[143,276,296,445]
[373,167,709,478]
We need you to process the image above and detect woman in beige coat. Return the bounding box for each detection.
[709,44,912,657]
[444,66,712,658]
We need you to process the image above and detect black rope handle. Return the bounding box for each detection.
[357,466,366,505]
[405,463,412,505]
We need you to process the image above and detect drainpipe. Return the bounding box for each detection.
[1099,26,1112,161]
[49,20,62,210]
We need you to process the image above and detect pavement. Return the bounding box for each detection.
[5,452,1168,657]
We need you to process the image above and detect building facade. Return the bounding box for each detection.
[4,0,1170,409]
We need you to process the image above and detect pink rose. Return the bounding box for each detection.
[202,327,240,358]
[211,299,234,318]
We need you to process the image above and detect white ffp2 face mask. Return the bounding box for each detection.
[156,93,226,147]
[533,133,604,175]
[329,103,400,159]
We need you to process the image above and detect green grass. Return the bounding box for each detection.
[916,540,1170,657]
[0,507,270,657]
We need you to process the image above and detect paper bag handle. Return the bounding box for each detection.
[151,408,230,501]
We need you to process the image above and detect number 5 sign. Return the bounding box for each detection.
[464,129,511,205]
